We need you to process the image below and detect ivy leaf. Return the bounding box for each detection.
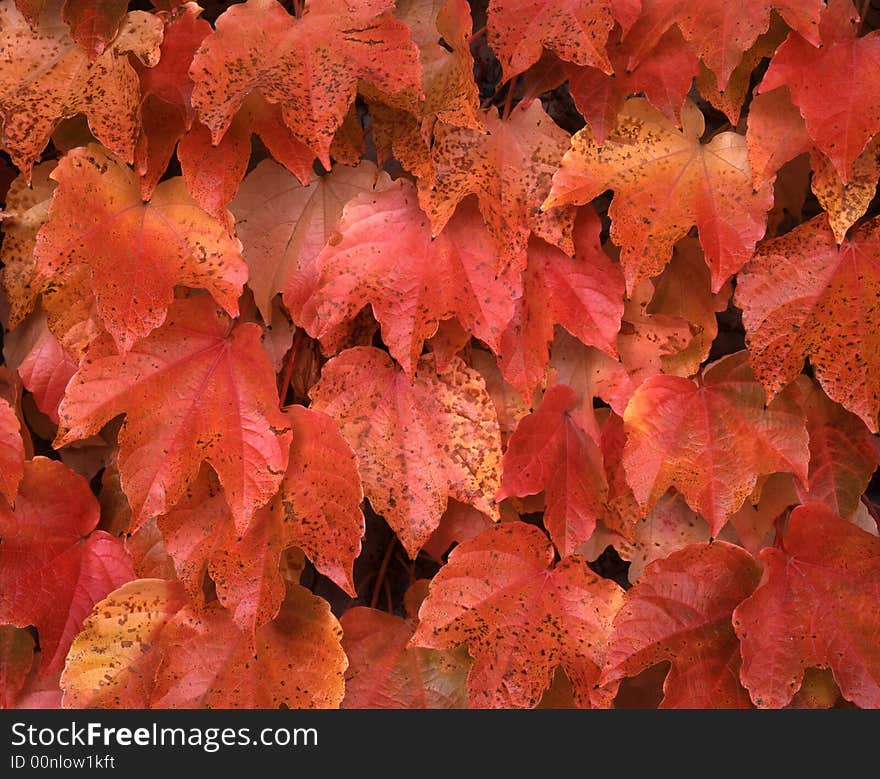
[733,503,880,708]
[34,145,247,352]
[735,214,880,431]
[309,347,501,558]
[544,98,772,293]
[56,296,292,532]
[603,542,760,708]
[623,351,810,534]
[0,457,134,673]
[0,397,24,503]
[190,0,422,166]
[412,522,624,708]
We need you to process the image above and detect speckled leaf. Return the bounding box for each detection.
[0,161,56,328]
[34,145,246,352]
[0,626,34,708]
[498,208,624,399]
[498,385,608,556]
[303,182,521,375]
[603,542,760,708]
[735,214,880,431]
[412,522,625,708]
[309,347,501,558]
[623,351,810,534]
[231,158,390,323]
[784,377,880,519]
[544,99,773,293]
[0,4,163,177]
[151,584,345,708]
[733,503,880,708]
[56,296,292,532]
[0,457,134,673]
[758,0,880,181]
[0,397,24,504]
[486,0,623,80]
[621,0,821,90]
[418,101,575,268]
[341,606,470,708]
[190,0,422,166]
[60,578,186,708]
[565,26,698,143]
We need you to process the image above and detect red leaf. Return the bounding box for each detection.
[623,351,809,534]
[0,626,34,708]
[603,542,760,707]
[0,457,134,673]
[733,503,880,708]
[0,397,25,504]
[56,296,291,532]
[310,347,501,557]
[735,214,880,431]
[498,384,608,556]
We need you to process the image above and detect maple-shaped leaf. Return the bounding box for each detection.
[733,503,880,708]
[498,207,624,399]
[151,584,345,708]
[61,578,187,708]
[341,601,470,709]
[565,26,698,143]
[231,159,390,324]
[0,3,163,177]
[735,214,880,431]
[497,384,608,556]
[413,522,624,708]
[418,101,575,267]
[0,626,34,708]
[759,0,880,182]
[56,296,291,532]
[544,98,773,293]
[189,0,422,166]
[486,0,634,79]
[603,542,760,708]
[302,182,521,376]
[621,0,821,90]
[310,347,501,558]
[0,161,55,328]
[747,87,880,242]
[623,351,810,534]
[0,397,24,504]
[0,457,134,673]
[784,377,880,519]
[33,145,246,352]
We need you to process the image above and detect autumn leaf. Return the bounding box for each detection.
[412,522,624,708]
[758,0,880,182]
[603,542,760,707]
[0,457,134,673]
[498,207,624,400]
[34,144,247,352]
[0,397,24,504]
[735,214,880,431]
[621,0,821,90]
[497,384,608,556]
[61,578,186,708]
[733,503,880,708]
[231,158,390,324]
[341,603,470,709]
[418,101,575,268]
[302,181,521,376]
[190,0,422,166]
[623,351,810,534]
[151,584,345,708]
[0,2,163,177]
[56,295,291,532]
[0,626,34,708]
[310,347,501,558]
[544,98,773,293]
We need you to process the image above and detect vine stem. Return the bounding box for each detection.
[371,538,397,610]
[468,25,487,44]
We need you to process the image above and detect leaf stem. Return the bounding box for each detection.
[501,76,517,121]
[469,25,487,44]
[371,538,397,610]
[278,328,304,407]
